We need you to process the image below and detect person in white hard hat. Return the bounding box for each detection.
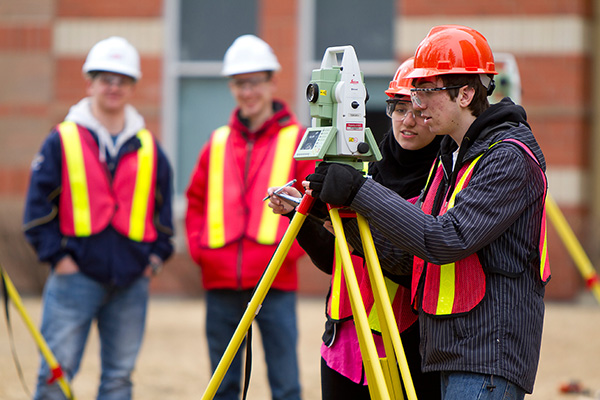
[185,34,312,400]
[23,36,174,399]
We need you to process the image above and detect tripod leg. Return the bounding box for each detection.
[329,208,391,400]
[201,196,314,400]
[357,214,418,400]
[1,267,76,399]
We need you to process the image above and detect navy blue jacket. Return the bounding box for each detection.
[23,123,174,287]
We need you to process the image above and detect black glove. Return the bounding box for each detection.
[309,197,329,220]
[306,162,366,206]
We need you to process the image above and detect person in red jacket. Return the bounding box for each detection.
[185,34,313,400]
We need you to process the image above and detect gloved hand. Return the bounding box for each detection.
[309,197,329,220]
[306,162,366,206]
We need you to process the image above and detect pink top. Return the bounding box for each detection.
[320,320,385,385]
[320,197,421,384]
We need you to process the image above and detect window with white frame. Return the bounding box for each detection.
[166,0,396,199]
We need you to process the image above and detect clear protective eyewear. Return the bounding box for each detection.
[410,85,465,107]
[230,75,271,91]
[385,99,422,121]
[96,72,135,87]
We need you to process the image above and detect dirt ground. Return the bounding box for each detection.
[1,293,599,400]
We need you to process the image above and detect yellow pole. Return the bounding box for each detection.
[0,267,75,399]
[357,214,417,400]
[359,222,404,400]
[329,208,391,399]
[545,194,600,304]
[201,197,312,400]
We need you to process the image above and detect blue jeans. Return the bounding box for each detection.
[440,372,526,400]
[206,289,301,400]
[34,271,149,400]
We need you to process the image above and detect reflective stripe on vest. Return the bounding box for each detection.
[502,139,550,282]
[60,121,93,236]
[256,125,299,244]
[414,139,549,316]
[206,126,230,248]
[433,153,484,315]
[367,278,399,332]
[59,122,157,242]
[327,241,363,322]
[125,129,156,241]
[205,125,299,248]
[327,248,418,333]
[328,242,345,320]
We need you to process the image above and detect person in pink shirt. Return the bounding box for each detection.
[269,57,441,399]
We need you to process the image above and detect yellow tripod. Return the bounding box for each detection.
[545,193,600,304]
[0,266,75,399]
[201,195,417,400]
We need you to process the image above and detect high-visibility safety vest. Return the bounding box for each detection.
[327,242,366,322]
[326,239,418,334]
[326,163,375,322]
[413,138,550,316]
[58,121,158,242]
[326,163,419,333]
[201,124,299,249]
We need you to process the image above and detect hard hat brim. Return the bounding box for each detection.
[406,67,498,81]
[221,65,281,77]
[83,62,141,80]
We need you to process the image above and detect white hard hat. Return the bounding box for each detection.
[222,34,281,76]
[82,36,141,80]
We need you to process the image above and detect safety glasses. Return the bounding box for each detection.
[410,85,465,107]
[385,99,422,121]
[230,75,271,91]
[96,72,135,87]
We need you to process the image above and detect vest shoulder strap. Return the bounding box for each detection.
[256,124,300,244]
[206,126,231,249]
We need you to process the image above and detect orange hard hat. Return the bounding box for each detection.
[385,57,414,98]
[407,25,498,80]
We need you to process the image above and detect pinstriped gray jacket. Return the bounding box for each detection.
[345,98,548,393]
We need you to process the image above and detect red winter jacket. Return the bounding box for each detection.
[185,100,314,290]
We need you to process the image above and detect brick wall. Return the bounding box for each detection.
[0,0,595,300]
[0,0,169,292]
[260,0,300,110]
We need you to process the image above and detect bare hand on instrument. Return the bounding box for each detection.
[267,186,302,215]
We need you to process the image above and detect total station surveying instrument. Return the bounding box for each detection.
[201,46,417,400]
[294,46,381,168]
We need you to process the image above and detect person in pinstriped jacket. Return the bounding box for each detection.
[305,25,549,399]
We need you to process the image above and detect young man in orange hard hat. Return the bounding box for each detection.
[185,35,313,400]
[23,36,174,399]
[305,25,550,399]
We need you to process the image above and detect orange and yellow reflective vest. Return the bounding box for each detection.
[413,138,550,316]
[58,121,158,242]
[199,124,300,249]
[326,161,419,332]
[326,242,367,322]
[326,236,418,334]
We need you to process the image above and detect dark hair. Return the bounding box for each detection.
[441,74,490,117]
[86,70,137,83]
[87,71,101,79]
